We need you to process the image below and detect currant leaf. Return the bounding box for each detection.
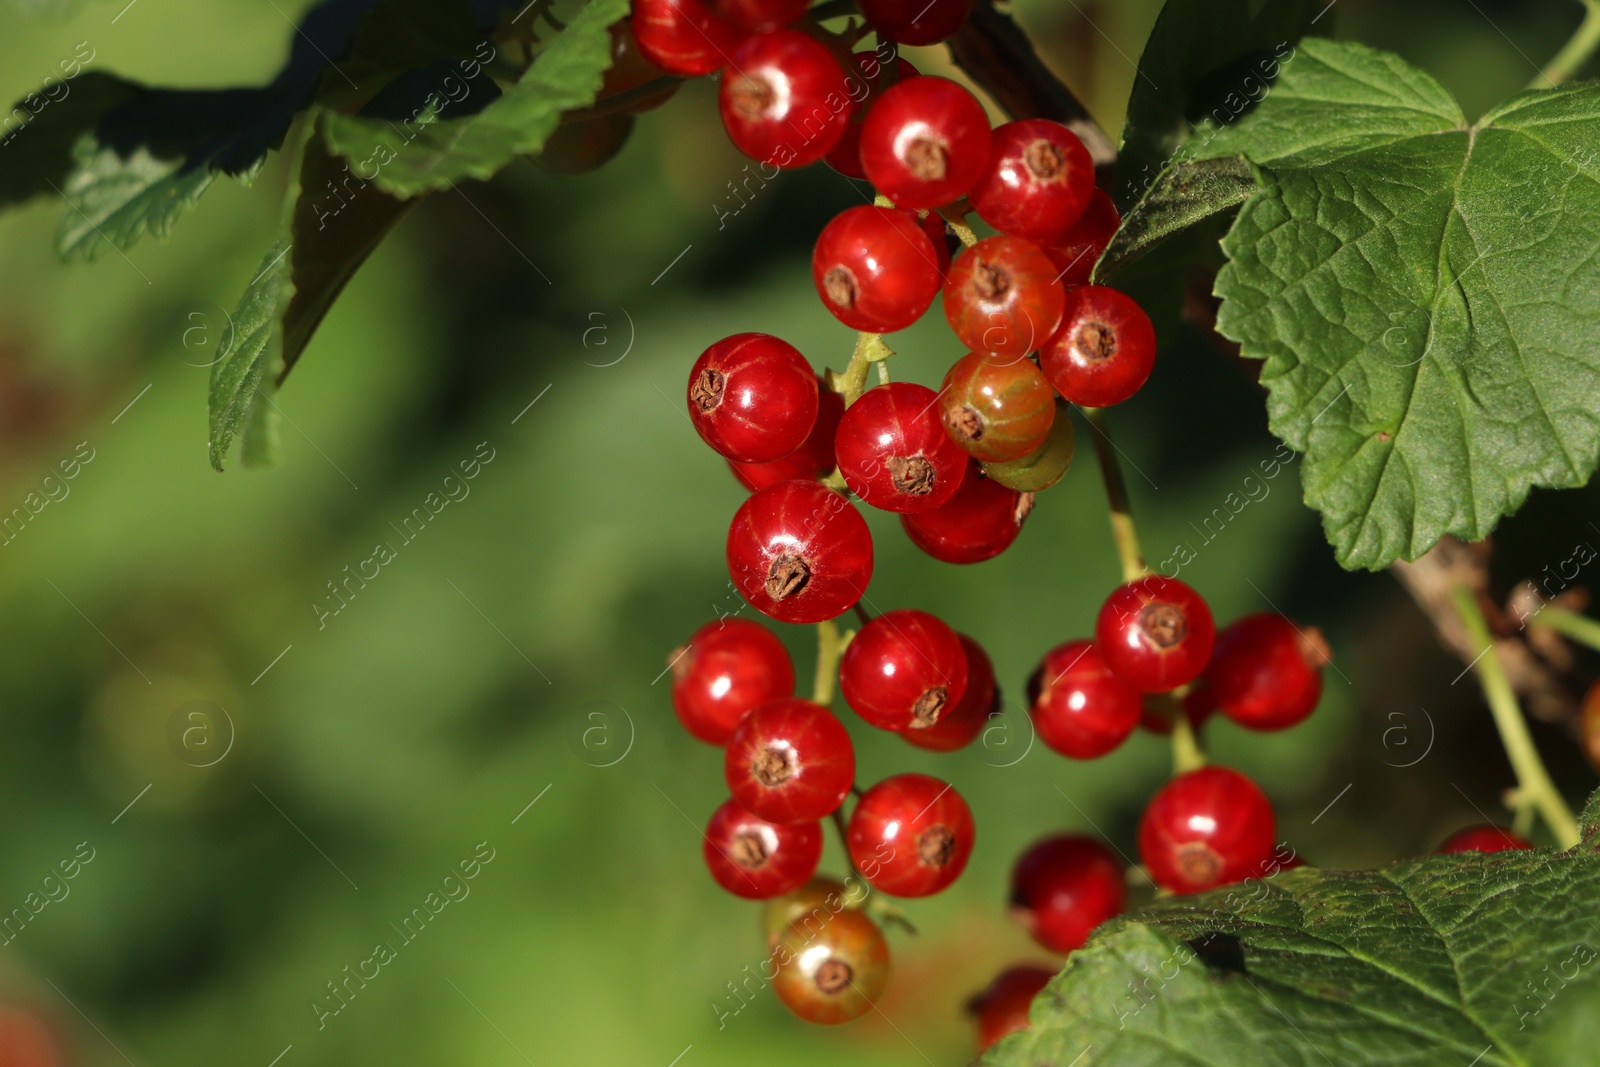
[321,0,633,196]
[1195,38,1600,569]
[984,795,1600,1067]
[209,121,415,471]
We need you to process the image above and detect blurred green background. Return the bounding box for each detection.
[0,0,1596,1064]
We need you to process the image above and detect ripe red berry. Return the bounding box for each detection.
[704,799,823,899]
[727,379,844,491]
[725,697,856,823]
[1207,613,1328,732]
[720,30,856,169]
[824,52,920,180]
[771,908,891,1024]
[901,462,1031,565]
[981,398,1075,492]
[970,966,1053,1052]
[1009,834,1125,953]
[1094,576,1215,693]
[970,120,1095,244]
[940,351,1056,462]
[1028,640,1142,759]
[631,0,747,77]
[1045,188,1120,289]
[689,333,818,463]
[603,20,680,114]
[848,772,974,896]
[1039,286,1156,408]
[711,0,808,31]
[1138,766,1276,893]
[901,633,996,751]
[944,237,1066,359]
[839,608,969,731]
[727,480,875,623]
[813,206,942,333]
[859,76,992,210]
[859,0,975,45]
[835,382,968,513]
[1436,825,1535,854]
[670,618,796,745]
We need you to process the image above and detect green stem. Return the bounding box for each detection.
[1535,0,1600,87]
[1083,408,1148,583]
[813,618,844,706]
[830,805,864,885]
[1170,711,1206,775]
[1451,585,1580,847]
[1530,604,1600,653]
[938,206,979,248]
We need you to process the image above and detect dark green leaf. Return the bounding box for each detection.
[983,807,1600,1067]
[1113,0,1325,212]
[208,121,414,470]
[322,0,631,196]
[1193,38,1600,569]
[1093,155,1254,284]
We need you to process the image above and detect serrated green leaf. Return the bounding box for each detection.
[321,0,631,196]
[210,240,292,471]
[983,811,1600,1067]
[1182,38,1600,569]
[208,118,415,471]
[57,141,219,261]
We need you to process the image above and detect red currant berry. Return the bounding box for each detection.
[1028,640,1142,759]
[901,633,996,751]
[727,381,844,491]
[631,0,747,77]
[720,30,856,168]
[824,53,920,180]
[1138,766,1276,893]
[602,19,680,113]
[762,875,856,945]
[704,799,823,899]
[536,114,636,176]
[1039,286,1156,408]
[727,480,875,623]
[839,608,969,731]
[919,211,954,275]
[1094,576,1215,693]
[725,697,856,823]
[670,618,796,745]
[1045,188,1120,289]
[970,120,1095,244]
[813,206,942,333]
[859,76,992,210]
[970,966,1052,1052]
[981,398,1075,492]
[771,908,891,1024]
[902,462,1031,565]
[711,0,808,32]
[1207,613,1328,732]
[1436,825,1535,854]
[944,237,1066,359]
[848,772,974,896]
[1009,834,1125,953]
[939,351,1056,462]
[689,333,818,463]
[859,0,974,45]
[835,382,968,513]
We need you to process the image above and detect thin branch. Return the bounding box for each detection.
[947,0,1118,182]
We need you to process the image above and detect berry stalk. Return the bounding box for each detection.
[1452,584,1580,847]
[1169,707,1206,775]
[812,617,849,706]
[1082,407,1147,583]
[1535,0,1600,87]
[1529,603,1600,654]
